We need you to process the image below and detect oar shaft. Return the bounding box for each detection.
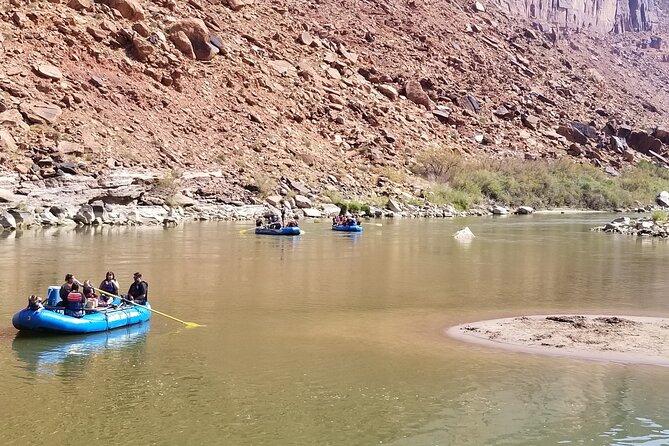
[94,287,201,327]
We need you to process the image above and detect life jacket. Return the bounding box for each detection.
[65,292,85,318]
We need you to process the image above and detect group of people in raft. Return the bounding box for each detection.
[255,208,299,230]
[56,271,148,318]
[332,215,361,227]
[255,208,362,230]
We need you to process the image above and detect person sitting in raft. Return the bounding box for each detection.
[268,215,282,230]
[99,271,119,300]
[65,283,86,318]
[83,280,99,308]
[286,219,298,227]
[126,272,148,305]
[59,273,82,306]
[255,218,263,227]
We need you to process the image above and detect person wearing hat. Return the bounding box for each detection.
[126,272,148,305]
[59,273,82,304]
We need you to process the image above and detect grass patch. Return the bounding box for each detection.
[413,154,669,210]
[652,210,668,222]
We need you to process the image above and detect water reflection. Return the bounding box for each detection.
[12,322,150,376]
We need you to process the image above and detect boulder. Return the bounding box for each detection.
[0,211,16,229]
[453,226,475,240]
[0,131,17,151]
[133,38,155,62]
[106,0,145,21]
[521,115,540,130]
[73,204,96,225]
[68,0,92,10]
[404,80,433,110]
[170,31,195,59]
[377,84,398,100]
[302,208,321,218]
[19,101,62,124]
[515,206,534,214]
[294,194,312,209]
[0,109,30,131]
[491,205,509,215]
[320,203,341,217]
[170,192,196,207]
[265,195,282,207]
[167,19,218,61]
[628,130,662,155]
[34,64,62,80]
[0,188,17,203]
[7,209,34,228]
[653,126,669,144]
[609,136,629,153]
[656,191,669,208]
[457,95,480,114]
[386,198,402,213]
[570,122,598,139]
[556,124,588,145]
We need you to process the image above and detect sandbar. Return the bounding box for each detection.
[447,315,669,367]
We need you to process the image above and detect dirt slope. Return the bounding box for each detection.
[1,0,669,203]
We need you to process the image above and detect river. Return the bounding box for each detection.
[1,214,669,445]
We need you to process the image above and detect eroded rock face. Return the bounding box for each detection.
[501,0,654,33]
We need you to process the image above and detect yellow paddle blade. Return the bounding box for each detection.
[300,230,306,234]
[239,228,254,233]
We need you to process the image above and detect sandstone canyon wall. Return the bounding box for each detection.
[499,0,656,33]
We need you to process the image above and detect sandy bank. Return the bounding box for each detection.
[447,315,669,367]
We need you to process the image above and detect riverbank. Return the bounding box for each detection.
[0,165,666,232]
[448,315,669,367]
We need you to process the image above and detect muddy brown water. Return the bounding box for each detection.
[1,215,669,445]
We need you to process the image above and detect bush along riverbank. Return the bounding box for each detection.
[1,157,669,232]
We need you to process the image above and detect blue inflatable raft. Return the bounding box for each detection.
[12,286,151,334]
[332,224,363,232]
[255,226,301,236]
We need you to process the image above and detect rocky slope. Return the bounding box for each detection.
[1,0,669,217]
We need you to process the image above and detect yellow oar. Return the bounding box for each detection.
[239,227,255,233]
[94,287,204,328]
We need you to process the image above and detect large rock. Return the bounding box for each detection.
[453,226,475,241]
[457,95,480,114]
[294,194,312,209]
[556,124,588,145]
[19,102,62,124]
[34,64,62,80]
[0,109,29,131]
[7,209,34,228]
[0,188,17,203]
[68,0,92,10]
[404,80,433,110]
[491,205,509,215]
[0,211,16,229]
[0,131,17,151]
[133,38,155,62]
[653,126,669,144]
[656,191,669,207]
[627,130,663,155]
[167,19,218,61]
[386,198,402,213]
[106,0,145,21]
[73,204,96,225]
[302,208,321,218]
[170,31,195,59]
[320,203,341,217]
[377,84,398,100]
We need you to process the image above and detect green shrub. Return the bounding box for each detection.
[652,210,668,222]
